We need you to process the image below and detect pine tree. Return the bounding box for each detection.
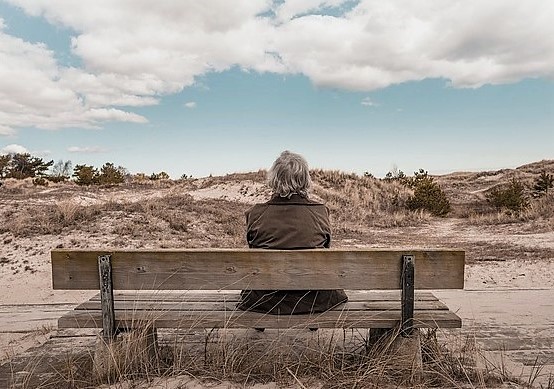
[533,170,554,197]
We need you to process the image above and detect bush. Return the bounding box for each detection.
[150,171,170,180]
[406,169,451,216]
[1,153,53,179]
[73,164,99,186]
[32,177,49,186]
[98,163,126,185]
[486,178,528,213]
[383,168,408,185]
[533,170,554,198]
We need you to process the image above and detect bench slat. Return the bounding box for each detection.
[52,249,464,290]
[75,299,449,312]
[58,309,462,329]
[88,290,440,302]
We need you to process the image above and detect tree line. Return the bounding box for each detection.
[1,152,552,215]
[0,152,173,186]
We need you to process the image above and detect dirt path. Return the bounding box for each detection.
[436,289,554,387]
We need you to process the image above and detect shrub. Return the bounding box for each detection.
[533,170,554,198]
[383,167,408,185]
[363,171,375,179]
[98,162,126,185]
[32,177,49,186]
[73,164,99,185]
[150,171,170,180]
[2,153,53,179]
[486,178,528,213]
[406,169,451,216]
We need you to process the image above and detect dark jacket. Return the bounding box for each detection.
[236,194,348,314]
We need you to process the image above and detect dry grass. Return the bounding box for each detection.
[2,164,553,241]
[0,193,249,248]
[10,324,538,389]
[467,194,554,232]
[311,170,429,229]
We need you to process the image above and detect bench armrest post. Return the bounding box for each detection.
[401,254,415,337]
[98,254,116,342]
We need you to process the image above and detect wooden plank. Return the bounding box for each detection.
[89,290,440,302]
[75,299,449,312]
[58,309,462,329]
[51,249,464,290]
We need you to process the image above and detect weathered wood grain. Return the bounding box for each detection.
[58,309,462,329]
[75,299,449,312]
[88,290,440,302]
[51,249,464,290]
[98,254,116,341]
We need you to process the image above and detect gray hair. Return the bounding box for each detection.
[267,151,312,198]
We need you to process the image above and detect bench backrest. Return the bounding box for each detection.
[51,249,464,291]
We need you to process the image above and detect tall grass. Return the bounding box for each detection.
[467,194,554,231]
[0,194,249,247]
[12,324,537,389]
[311,170,429,228]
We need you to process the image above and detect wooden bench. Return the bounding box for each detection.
[51,249,464,342]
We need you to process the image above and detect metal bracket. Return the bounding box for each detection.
[98,254,116,341]
[401,254,415,337]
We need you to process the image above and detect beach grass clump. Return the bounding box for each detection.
[311,169,430,228]
[15,324,533,389]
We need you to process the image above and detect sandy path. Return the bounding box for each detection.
[436,289,554,387]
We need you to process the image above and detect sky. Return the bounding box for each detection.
[0,0,553,179]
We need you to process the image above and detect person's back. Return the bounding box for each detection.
[236,151,348,315]
[245,194,330,249]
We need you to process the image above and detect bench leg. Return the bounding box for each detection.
[391,329,423,382]
[368,328,393,346]
[93,324,161,381]
[365,328,423,383]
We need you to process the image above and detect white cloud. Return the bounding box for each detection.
[0,125,16,136]
[361,97,378,107]
[1,0,553,134]
[0,18,149,135]
[271,1,554,90]
[82,108,148,124]
[1,144,28,154]
[67,146,107,153]
[184,101,197,109]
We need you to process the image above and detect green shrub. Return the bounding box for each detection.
[73,164,99,185]
[533,170,554,198]
[486,178,528,213]
[406,169,451,216]
[2,153,53,179]
[150,171,170,180]
[98,162,126,185]
[383,168,408,185]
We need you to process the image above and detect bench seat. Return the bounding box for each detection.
[58,290,461,330]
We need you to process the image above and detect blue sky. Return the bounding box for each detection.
[1,1,553,178]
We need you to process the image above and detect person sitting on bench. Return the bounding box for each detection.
[237,150,348,315]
